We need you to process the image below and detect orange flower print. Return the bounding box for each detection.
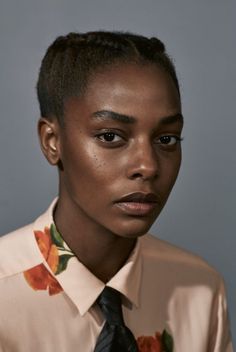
[24,224,74,296]
[137,335,161,352]
[24,263,62,295]
[137,330,173,352]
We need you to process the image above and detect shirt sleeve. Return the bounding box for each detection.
[208,277,233,352]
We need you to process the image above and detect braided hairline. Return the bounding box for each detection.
[37,31,180,124]
[51,31,165,52]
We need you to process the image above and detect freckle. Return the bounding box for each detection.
[98,161,106,168]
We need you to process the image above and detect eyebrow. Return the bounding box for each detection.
[92,110,136,124]
[159,113,184,125]
[92,110,183,125]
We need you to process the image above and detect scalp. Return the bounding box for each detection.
[37,31,180,124]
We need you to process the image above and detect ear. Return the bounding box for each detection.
[38,117,61,165]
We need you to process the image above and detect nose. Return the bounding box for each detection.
[126,139,159,181]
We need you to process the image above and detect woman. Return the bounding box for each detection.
[0,31,232,351]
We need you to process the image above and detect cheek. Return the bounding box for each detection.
[62,143,118,190]
[161,153,181,187]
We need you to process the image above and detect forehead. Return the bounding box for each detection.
[64,63,181,122]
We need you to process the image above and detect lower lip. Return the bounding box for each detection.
[115,202,157,216]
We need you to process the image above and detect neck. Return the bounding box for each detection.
[54,196,136,283]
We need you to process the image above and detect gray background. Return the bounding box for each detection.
[0,0,235,347]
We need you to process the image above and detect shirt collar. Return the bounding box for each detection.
[34,198,143,315]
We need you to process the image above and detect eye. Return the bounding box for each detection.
[158,135,182,146]
[97,132,123,143]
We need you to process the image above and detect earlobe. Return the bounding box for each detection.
[38,117,61,165]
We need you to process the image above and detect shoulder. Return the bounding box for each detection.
[139,233,223,289]
[138,235,232,351]
[0,198,57,279]
[0,223,43,279]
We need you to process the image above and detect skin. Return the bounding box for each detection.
[38,63,183,282]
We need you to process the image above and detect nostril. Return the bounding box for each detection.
[130,171,158,181]
[131,173,143,179]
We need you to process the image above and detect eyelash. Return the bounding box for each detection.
[157,135,183,146]
[96,131,183,147]
[96,131,123,143]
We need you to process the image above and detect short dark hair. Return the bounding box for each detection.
[37,31,180,124]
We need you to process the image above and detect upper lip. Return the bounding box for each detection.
[115,192,159,203]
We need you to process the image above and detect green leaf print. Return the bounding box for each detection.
[55,254,74,275]
[162,329,174,352]
[50,223,64,248]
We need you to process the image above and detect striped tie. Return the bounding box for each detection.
[94,286,138,352]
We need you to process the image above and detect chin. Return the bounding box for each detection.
[113,217,156,239]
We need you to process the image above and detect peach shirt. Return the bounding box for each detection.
[0,200,233,352]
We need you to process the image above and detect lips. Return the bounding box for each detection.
[114,192,159,216]
[116,192,159,203]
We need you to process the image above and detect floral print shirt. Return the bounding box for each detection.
[0,199,233,352]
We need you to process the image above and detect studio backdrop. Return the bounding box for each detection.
[0,0,235,346]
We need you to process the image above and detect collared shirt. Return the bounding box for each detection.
[0,199,233,352]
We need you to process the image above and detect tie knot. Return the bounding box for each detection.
[97,286,125,326]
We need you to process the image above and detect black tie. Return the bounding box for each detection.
[94,286,138,352]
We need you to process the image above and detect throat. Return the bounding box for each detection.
[82,237,137,283]
[53,195,137,282]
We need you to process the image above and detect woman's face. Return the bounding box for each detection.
[57,63,183,238]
